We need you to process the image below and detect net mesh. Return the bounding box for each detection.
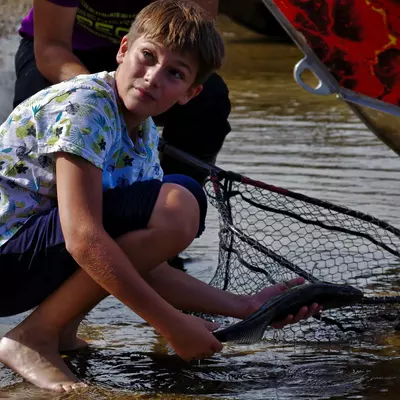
[204,171,400,343]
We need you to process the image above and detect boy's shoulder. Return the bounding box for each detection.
[15,71,118,115]
[68,71,117,93]
[1,71,121,136]
[45,71,118,105]
[2,71,120,131]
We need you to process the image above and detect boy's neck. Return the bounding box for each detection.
[128,125,139,142]
[120,105,147,141]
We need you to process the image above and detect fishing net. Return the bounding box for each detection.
[204,171,400,343]
[159,140,400,343]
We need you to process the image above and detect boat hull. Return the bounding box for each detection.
[269,0,400,109]
[264,0,400,154]
[219,0,289,40]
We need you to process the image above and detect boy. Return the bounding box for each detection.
[14,0,230,185]
[0,0,318,392]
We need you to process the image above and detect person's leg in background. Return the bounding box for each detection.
[13,38,52,108]
[157,73,231,268]
[155,74,231,268]
[156,72,231,184]
[13,38,119,108]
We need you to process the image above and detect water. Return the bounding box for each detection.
[0,5,399,399]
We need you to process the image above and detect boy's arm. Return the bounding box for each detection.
[55,152,222,359]
[33,0,89,83]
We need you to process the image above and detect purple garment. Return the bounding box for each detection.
[19,0,150,50]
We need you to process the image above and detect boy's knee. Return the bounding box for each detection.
[149,182,200,244]
[163,174,207,236]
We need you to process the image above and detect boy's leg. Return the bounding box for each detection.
[157,73,231,184]
[0,180,202,391]
[13,39,118,107]
[58,314,91,352]
[0,268,105,392]
[60,174,206,350]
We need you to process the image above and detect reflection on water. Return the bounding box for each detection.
[0,7,399,400]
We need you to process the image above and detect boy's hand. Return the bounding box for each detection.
[166,314,223,361]
[247,277,321,326]
[271,303,321,329]
[267,278,321,328]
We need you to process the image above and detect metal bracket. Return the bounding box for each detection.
[293,57,333,96]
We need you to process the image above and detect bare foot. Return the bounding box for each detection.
[59,336,89,353]
[0,331,87,392]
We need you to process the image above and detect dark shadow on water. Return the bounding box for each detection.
[59,343,400,399]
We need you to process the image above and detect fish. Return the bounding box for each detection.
[213,282,363,344]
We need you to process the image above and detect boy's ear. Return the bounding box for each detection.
[116,36,129,64]
[178,84,203,105]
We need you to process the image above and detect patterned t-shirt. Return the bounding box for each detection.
[0,71,162,247]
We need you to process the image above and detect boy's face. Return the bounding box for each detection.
[115,35,203,118]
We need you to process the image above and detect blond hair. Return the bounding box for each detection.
[127,0,225,84]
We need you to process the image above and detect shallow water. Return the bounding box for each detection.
[0,4,400,399]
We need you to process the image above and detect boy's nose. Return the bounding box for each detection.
[144,66,162,88]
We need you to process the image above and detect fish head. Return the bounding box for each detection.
[320,283,364,310]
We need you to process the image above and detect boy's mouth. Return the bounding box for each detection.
[135,87,155,101]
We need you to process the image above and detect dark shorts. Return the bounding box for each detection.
[0,174,207,317]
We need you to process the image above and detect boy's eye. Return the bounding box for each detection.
[141,50,154,62]
[170,69,184,80]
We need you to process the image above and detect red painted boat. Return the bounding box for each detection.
[263,0,400,154]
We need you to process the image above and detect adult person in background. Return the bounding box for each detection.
[13,0,231,184]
